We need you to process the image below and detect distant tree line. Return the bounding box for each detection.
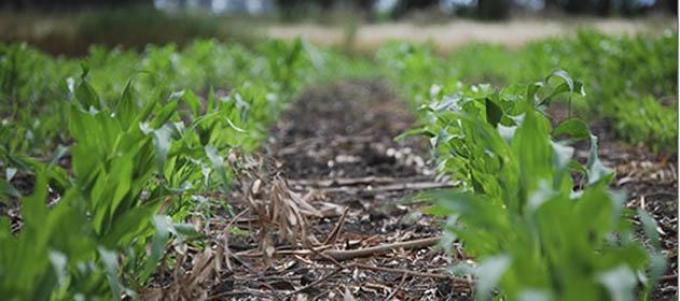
[276,0,674,19]
[2,0,676,18]
[293,0,675,18]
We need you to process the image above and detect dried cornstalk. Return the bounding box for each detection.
[230,152,322,264]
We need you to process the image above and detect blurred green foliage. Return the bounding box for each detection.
[392,63,665,300]
[0,8,267,56]
[0,38,373,299]
[380,29,678,153]
[377,31,675,299]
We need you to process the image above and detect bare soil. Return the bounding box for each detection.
[222,80,465,300]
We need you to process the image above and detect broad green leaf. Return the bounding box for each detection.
[475,255,511,301]
[140,215,172,283]
[101,205,155,248]
[546,70,574,92]
[207,87,217,113]
[0,180,21,198]
[586,134,614,185]
[485,98,503,127]
[151,125,173,168]
[108,153,134,218]
[116,80,137,130]
[497,124,517,143]
[98,247,122,300]
[526,81,544,103]
[5,168,16,181]
[48,251,68,288]
[173,223,200,239]
[23,169,48,227]
[205,145,229,191]
[151,100,177,129]
[512,108,552,200]
[181,90,201,117]
[517,289,551,301]
[553,118,590,141]
[75,79,102,111]
[597,266,637,301]
[551,141,574,170]
[637,209,661,250]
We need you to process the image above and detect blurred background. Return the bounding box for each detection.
[0,0,677,55]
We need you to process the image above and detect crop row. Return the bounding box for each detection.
[1,29,676,299]
[384,55,667,299]
[0,39,343,299]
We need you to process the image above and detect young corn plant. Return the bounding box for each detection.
[0,71,211,299]
[421,72,664,300]
[0,38,322,300]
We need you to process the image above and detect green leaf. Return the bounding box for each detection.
[151,125,173,168]
[551,141,574,170]
[546,70,574,92]
[207,87,217,113]
[116,80,137,130]
[173,223,200,239]
[23,169,48,227]
[517,289,551,301]
[225,117,246,133]
[497,124,517,143]
[133,96,157,126]
[637,209,661,250]
[553,118,590,141]
[48,251,68,288]
[526,81,544,103]
[205,146,229,191]
[140,215,172,283]
[485,98,503,127]
[0,180,21,198]
[395,127,436,141]
[181,90,201,117]
[644,252,667,297]
[75,79,102,111]
[512,108,553,200]
[586,134,614,185]
[101,205,155,248]
[98,247,122,300]
[475,255,511,300]
[597,265,637,301]
[428,190,509,231]
[151,101,178,129]
[108,153,134,218]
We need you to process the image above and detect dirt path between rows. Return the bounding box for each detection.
[225,80,464,300]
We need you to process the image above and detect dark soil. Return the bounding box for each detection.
[226,80,464,300]
[269,80,428,179]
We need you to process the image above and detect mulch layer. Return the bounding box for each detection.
[217,80,464,300]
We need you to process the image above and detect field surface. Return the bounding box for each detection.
[0,26,677,300]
